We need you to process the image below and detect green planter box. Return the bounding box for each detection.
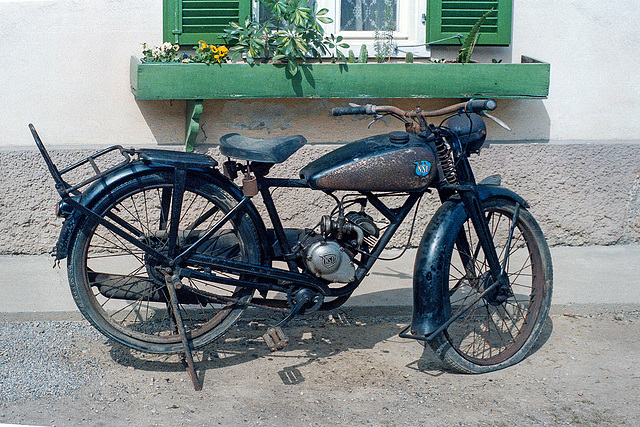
[130,56,549,100]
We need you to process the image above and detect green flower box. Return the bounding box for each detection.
[130,56,549,100]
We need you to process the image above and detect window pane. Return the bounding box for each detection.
[340,0,397,31]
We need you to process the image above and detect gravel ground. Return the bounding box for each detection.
[0,321,105,402]
[1,304,639,426]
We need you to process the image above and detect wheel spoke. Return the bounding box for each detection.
[70,174,259,353]
[436,201,551,370]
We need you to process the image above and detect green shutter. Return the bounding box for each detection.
[426,0,512,46]
[163,0,252,45]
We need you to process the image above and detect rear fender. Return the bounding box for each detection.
[54,160,269,261]
[411,184,529,336]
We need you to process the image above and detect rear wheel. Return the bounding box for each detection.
[429,197,553,373]
[68,170,261,354]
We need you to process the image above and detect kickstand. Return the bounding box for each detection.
[165,273,202,391]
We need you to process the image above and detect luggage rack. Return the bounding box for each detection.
[30,124,135,198]
[30,123,203,390]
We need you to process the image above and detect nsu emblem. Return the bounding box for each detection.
[320,254,338,268]
[414,160,432,177]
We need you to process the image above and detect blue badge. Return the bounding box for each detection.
[414,160,431,177]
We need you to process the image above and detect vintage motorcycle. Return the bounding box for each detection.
[31,98,552,389]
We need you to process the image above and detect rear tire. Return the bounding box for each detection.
[68,170,261,354]
[429,197,553,373]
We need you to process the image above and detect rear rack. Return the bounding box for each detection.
[29,124,134,198]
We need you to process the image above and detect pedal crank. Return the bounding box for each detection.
[263,326,289,351]
[262,288,318,351]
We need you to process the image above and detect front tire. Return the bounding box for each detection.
[68,170,261,354]
[429,197,553,373]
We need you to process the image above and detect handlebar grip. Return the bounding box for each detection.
[465,99,497,113]
[332,105,371,116]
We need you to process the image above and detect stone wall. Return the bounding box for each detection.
[2,141,639,255]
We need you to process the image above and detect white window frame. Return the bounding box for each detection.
[319,0,430,58]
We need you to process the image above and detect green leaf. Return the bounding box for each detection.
[294,38,307,51]
[283,40,293,55]
[457,7,495,63]
[287,59,299,76]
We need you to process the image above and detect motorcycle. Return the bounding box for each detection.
[30,98,552,390]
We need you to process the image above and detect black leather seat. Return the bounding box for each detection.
[219,133,306,163]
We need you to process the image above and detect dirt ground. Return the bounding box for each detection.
[1,304,639,427]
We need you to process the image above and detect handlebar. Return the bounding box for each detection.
[331,98,496,118]
[331,105,374,116]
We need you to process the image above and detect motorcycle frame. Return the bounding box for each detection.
[30,123,509,318]
[30,123,424,302]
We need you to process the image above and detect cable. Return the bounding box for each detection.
[361,194,423,261]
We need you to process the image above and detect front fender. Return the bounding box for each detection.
[411,185,528,337]
[54,159,268,261]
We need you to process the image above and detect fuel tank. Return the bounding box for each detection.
[300,131,438,192]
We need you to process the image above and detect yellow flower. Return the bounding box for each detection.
[219,46,228,55]
[210,46,218,54]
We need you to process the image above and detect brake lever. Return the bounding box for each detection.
[350,102,378,127]
[367,114,383,128]
[482,112,511,131]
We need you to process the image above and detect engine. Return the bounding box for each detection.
[304,240,354,283]
[301,211,379,283]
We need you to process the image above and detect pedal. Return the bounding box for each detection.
[263,326,289,351]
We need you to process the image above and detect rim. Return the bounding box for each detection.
[80,182,252,345]
[445,206,544,365]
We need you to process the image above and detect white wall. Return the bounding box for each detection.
[512,1,640,141]
[2,0,640,253]
[0,0,164,147]
[1,0,640,147]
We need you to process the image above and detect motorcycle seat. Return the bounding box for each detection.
[219,133,306,164]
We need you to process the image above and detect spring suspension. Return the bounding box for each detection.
[435,138,458,185]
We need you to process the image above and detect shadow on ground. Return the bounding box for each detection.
[104,289,554,387]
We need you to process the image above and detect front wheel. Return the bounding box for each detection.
[429,197,553,373]
[67,170,262,354]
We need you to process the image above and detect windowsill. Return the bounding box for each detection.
[336,31,410,40]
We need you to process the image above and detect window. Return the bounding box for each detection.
[163,0,512,53]
[314,0,429,58]
[340,0,397,31]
